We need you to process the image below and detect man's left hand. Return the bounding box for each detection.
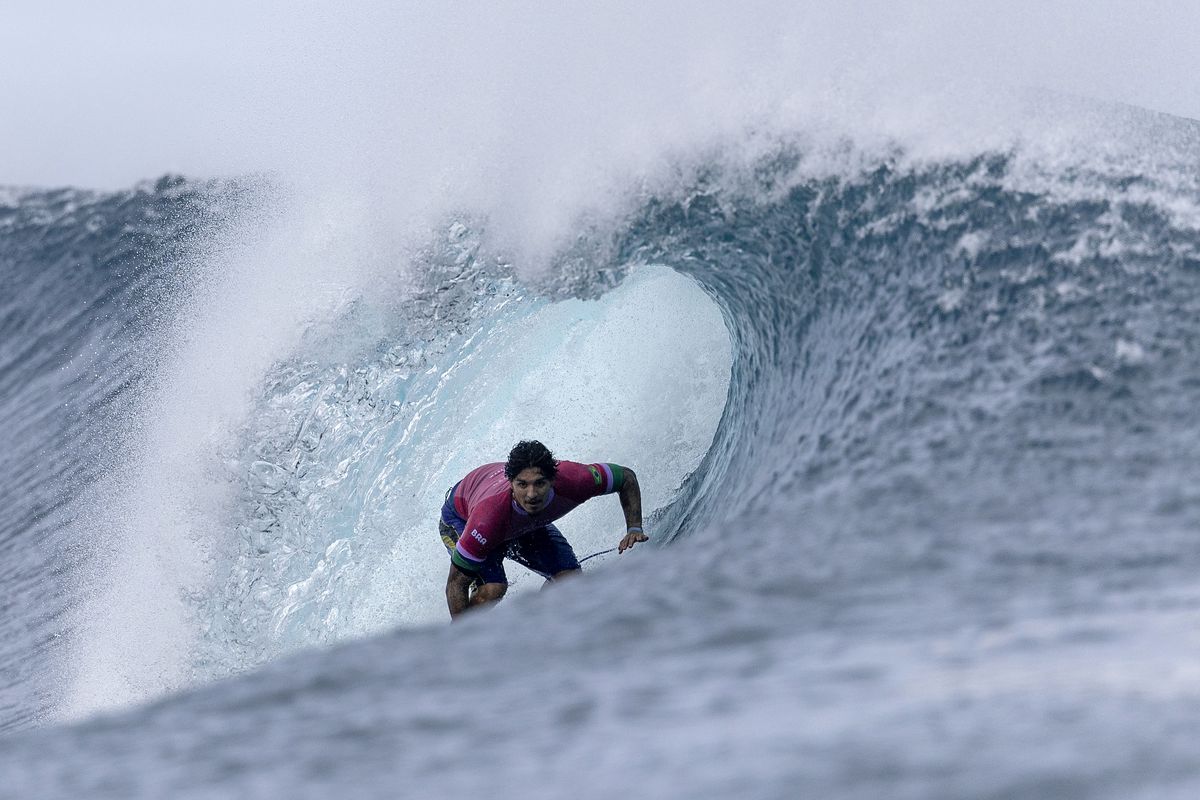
[618,528,648,553]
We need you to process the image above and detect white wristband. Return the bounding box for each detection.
[627,526,643,532]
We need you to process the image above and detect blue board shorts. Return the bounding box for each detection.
[439,484,580,586]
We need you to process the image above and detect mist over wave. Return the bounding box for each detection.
[0,176,256,729]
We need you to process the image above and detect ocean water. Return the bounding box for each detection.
[2,97,1200,798]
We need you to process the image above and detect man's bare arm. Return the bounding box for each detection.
[617,467,647,553]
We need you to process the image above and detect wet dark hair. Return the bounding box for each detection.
[505,440,558,481]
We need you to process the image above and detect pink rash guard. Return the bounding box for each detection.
[448,461,626,571]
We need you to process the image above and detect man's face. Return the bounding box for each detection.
[510,467,552,513]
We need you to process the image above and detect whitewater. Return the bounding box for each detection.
[4,5,1200,798]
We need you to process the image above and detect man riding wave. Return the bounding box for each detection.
[439,440,647,618]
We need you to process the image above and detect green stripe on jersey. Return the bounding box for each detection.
[609,463,625,491]
[452,549,481,572]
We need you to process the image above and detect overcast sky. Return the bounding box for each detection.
[2,1,1198,190]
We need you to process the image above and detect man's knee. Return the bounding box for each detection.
[471,582,508,605]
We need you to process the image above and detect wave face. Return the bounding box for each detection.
[3,106,1200,798]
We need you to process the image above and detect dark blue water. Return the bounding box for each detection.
[2,104,1200,798]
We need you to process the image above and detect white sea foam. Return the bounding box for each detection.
[62,250,732,717]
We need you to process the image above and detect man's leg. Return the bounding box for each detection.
[440,516,509,617]
[470,582,508,605]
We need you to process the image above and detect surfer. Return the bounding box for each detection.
[439,440,647,618]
